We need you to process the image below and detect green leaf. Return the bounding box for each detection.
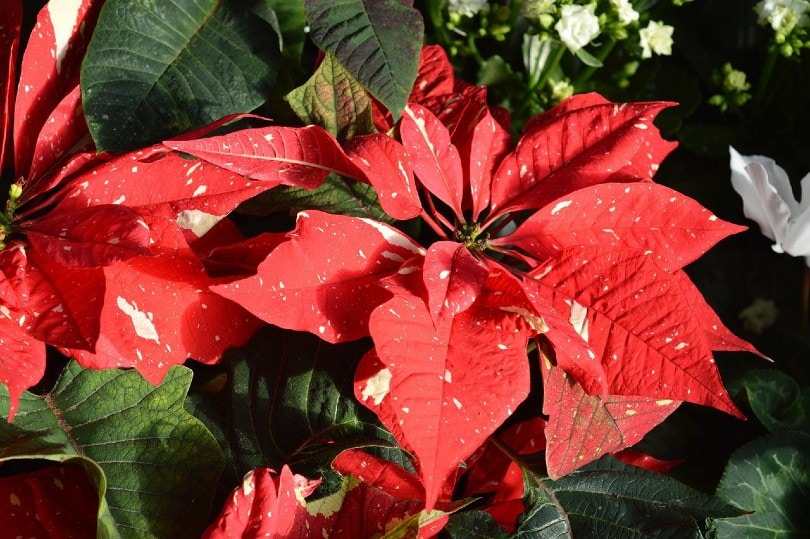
[714,432,810,538]
[189,327,407,501]
[285,50,375,141]
[548,457,742,538]
[738,370,810,433]
[444,511,509,538]
[81,0,279,151]
[0,361,224,539]
[238,173,394,222]
[266,0,307,68]
[303,0,423,120]
[514,473,571,538]
[574,47,603,68]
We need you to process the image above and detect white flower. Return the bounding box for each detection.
[448,0,488,18]
[755,0,810,33]
[730,147,810,264]
[555,4,601,53]
[639,20,674,58]
[610,0,640,25]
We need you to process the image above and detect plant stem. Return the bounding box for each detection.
[801,264,810,333]
[572,39,616,89]
[752,47,778,118]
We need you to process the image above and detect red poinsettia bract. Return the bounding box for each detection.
[204,87,757,510]
[0,0,350,420]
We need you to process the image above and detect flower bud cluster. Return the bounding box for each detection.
[755,0,810,57]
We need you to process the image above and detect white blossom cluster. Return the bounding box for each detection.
[521,0,674,57]
[447,0,489,18]
[755,0,810,35]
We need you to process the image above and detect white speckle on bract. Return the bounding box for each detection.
[656,399,673,406]
[550,200,572,215]
[709,215,718,221]
[359,218,425,255]
[634,123,648,130]
[116,296,160,344]
[674,342,688,350]
[361,367,392,405]
[452,398,463,409]
[444,369,452,383]
[382,251,405,263]
[242,470,256,496]
[186,162,202,176]
[112,195,126,205]
[192,185,207,197]
[48,0,83,73]
[176,209,222,237]
[439,270,450,279]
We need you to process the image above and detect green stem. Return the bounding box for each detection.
[801,264,809,333]
[752,47,779,118]
[532,42,567,94]
[572,39,616,89]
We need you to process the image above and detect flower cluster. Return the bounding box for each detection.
[755,0,810,56]
[425,0,678,124]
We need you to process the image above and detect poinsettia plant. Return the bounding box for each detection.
[2,0,792,537]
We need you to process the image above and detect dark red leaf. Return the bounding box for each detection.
[531,245,742,417]
[25,84,90,183]
[614,449,683,473]
[488,96,677,218]
[203,466,320,539]
[52,147,275,224]
[24,246,104,351]
[422,241,489,322]
[163,124,360,189]
[345,133,422,220]
[401,104,465,219]
[67,212,261,383]
[541,357,680,479]
[500,182,746,271]
[332,448,425,501]
[0,312,45,422]
[672,269,764,356]
[13,0,101,177]
[0,464,98,537]
[465,109,512,221]
[213,210,424,343]
[361,284,533,509]
[0,0,22,173]
[25,204,153,268]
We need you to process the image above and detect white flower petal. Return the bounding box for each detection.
[730,147,780,242]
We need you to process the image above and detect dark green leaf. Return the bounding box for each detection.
[81,0,279,151]
[514,473,571,539]
[549,457,741,538]
[266,0,307,68]
[714,432,810,538]
[190,326,407,500]
[445,511,509,539]
[238,173,394,222]
[738,370,810,433]
[285,50,375,141]
[303,0,423,120]
[0,361,223,538]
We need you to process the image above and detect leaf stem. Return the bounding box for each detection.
[572,39,616,89]
[801,264,810,333]
[752,47,778,118]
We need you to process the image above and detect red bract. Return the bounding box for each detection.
[206,460,448,538]
[0,1,346,420]
[213,87,754,508]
